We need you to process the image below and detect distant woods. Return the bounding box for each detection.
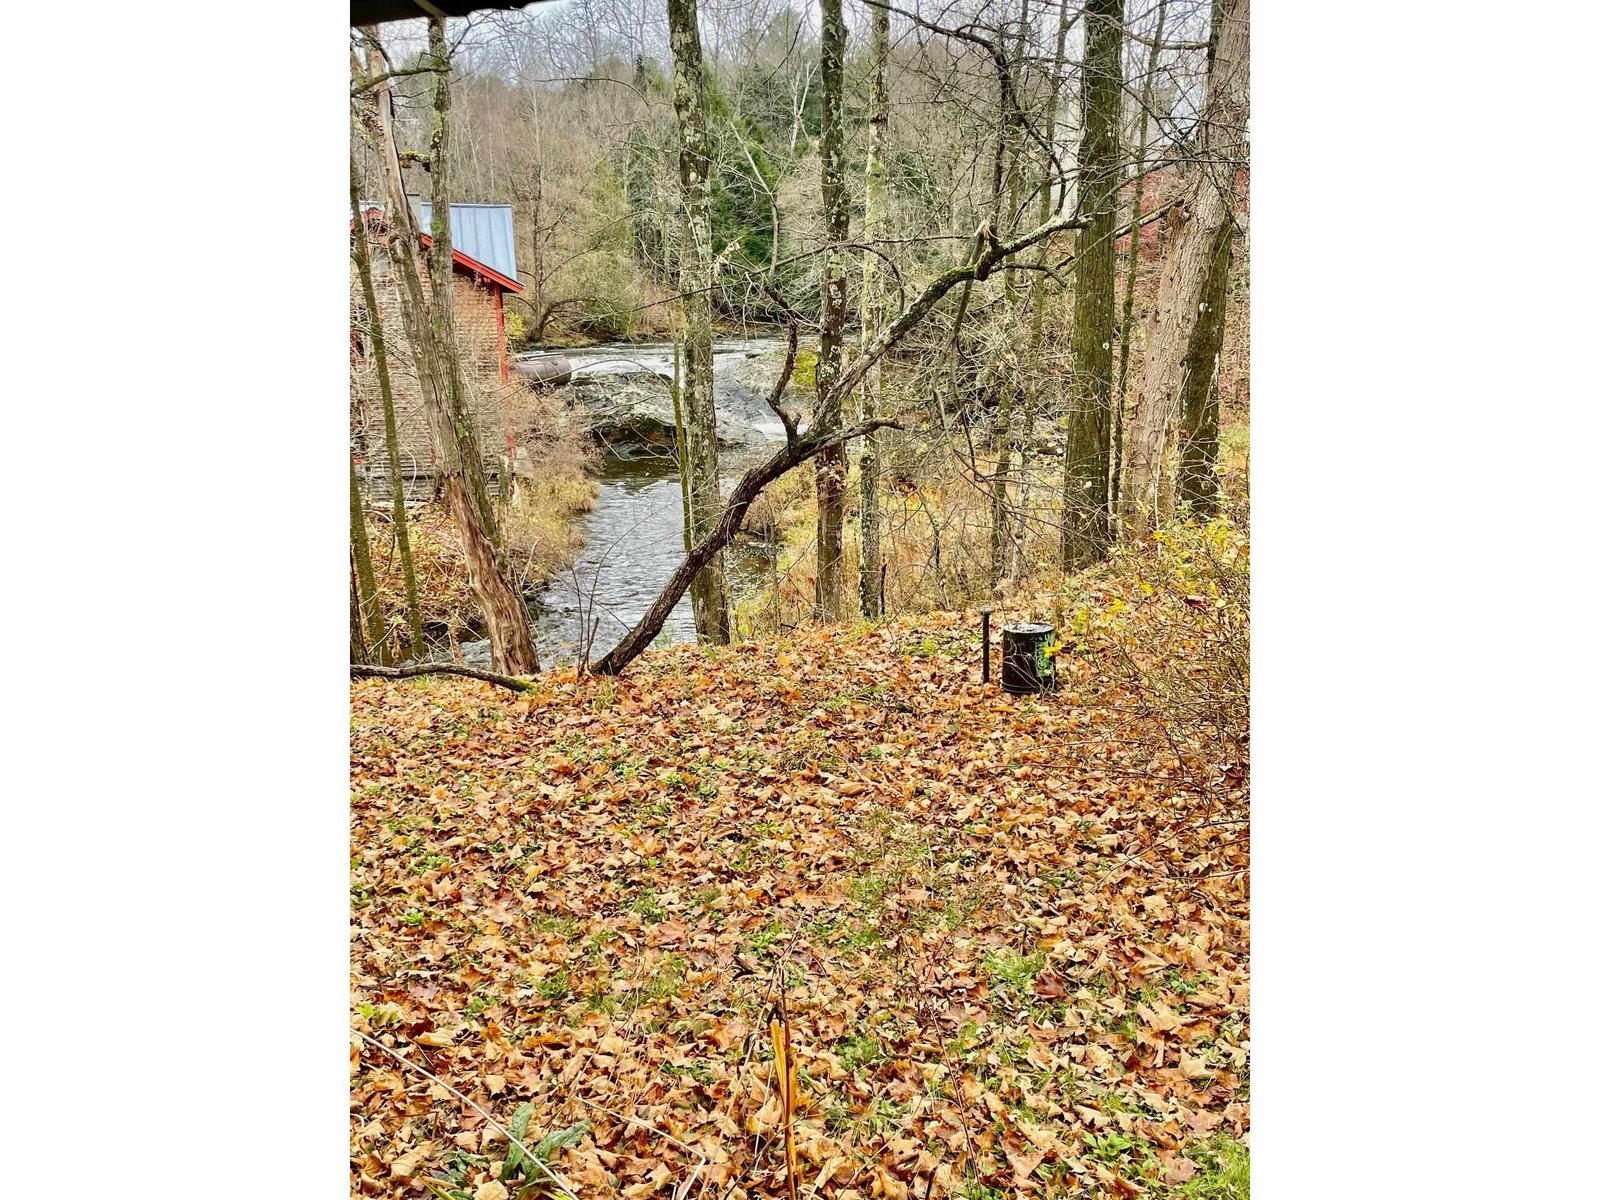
[350,0,1249,676]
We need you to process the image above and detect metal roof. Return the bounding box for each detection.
[415,201,518,284]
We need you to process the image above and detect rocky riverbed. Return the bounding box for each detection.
[518,336,792,451]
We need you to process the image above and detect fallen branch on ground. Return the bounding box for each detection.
[350,662,536,692]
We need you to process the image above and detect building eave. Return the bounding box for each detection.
[416,234,523,294]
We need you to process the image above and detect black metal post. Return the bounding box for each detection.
[979,606,993,684]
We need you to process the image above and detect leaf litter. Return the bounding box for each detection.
[352,529,1250,1199]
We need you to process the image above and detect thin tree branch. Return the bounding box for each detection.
[351,662,537,692]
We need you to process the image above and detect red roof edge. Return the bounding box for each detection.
[419,233,523,294]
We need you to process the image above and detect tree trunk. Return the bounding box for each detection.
[1176,219,1233,514]
[350,458,387,664]
[355,31,538,676]
[1122,0,1248,537]
[351,561,369,664]
[991,4,1031,588]
[813,0,849,623]
[423,20,502,551]
[1062,0,1125,571]
[1111,0,1168,535]
[856,1,890,620]
[1015,0,1072,581]
[989,372,1013,588]
[667,0,731,644]
[350,162,426,658]
[528,162,545,336]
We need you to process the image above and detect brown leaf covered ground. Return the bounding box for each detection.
[352,530,1250,1200]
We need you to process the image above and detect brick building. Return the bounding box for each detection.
[350,200,526,499]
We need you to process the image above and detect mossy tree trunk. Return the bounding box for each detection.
[1176,219,1233,514]
[667,0,731,644]
[351,562,370,663]
[1122,0,1248,537]
[423,19,501,550]
[813,0,849,623]
[350,162,425,658]
[856,1,890,620]
[1062,0,1125,571]
[354,29,538,675]
[350,455,388,663]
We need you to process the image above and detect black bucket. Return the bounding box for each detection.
[1000,623,1055,695]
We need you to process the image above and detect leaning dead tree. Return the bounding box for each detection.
[352,25,539,675]
[1122,0,1249,535]
[594,206,1097,676]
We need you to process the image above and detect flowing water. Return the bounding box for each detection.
[518,336,786,668]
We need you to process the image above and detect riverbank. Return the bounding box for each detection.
[350,524,1249,1199]
[364,460,598,656]
[364,336,794,666]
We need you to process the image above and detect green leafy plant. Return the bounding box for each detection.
[1178,1134,1249,1199]
[985,948,1047,994]
[535,969,571,1001]
[502,1105,591,1191]
[838,1032,883,1074]
[1084,1130,1136,1162]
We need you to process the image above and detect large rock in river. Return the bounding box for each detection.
[569,371,768,449]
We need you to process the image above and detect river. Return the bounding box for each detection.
[513,336,786,668]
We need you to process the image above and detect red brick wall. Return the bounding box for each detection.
[350,247,520,498]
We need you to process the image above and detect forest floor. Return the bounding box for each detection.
[351,521,1250,1200]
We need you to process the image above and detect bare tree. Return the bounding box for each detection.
[1175,208,1233,515]
[989,5,1028,591]
[350,454,388,663]
[856,0,891,619]
[1122,0,1248,535]
[1013,0,1074,580]
[1111,0,1169,534]
[812,0,848,623]
[423,21,502,547]
[1062,0,1126,570]
[666,0,731,642]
